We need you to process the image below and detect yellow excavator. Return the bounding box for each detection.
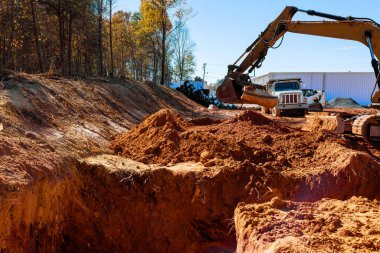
[216,6,380,141]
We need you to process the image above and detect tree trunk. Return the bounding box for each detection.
[30,0,44,72]
[58,7,66,76]
[97,0,104,76]
[160,21,166,85]
[68,14,74,76]
[109,0,114,77]
[5,0,16,70]
[153,49,157,83]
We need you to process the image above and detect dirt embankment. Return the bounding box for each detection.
[0,71,204,194]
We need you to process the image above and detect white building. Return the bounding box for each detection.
[251,72,377,106]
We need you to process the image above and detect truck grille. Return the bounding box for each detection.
[281,94,300,104]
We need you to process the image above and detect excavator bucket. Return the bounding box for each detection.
[216,78,242,104]
[241,86,279,109]
[216,78,279,108]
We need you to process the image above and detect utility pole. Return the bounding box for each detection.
[202,63,206,83]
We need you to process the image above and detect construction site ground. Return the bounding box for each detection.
[0,71,379,252]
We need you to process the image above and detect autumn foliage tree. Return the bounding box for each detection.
[0,0,196,83]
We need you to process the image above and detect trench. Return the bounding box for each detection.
[1,146,379,253]
[0,156,252,253]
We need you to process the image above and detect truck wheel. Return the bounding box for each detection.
[272,108,281,117]
[300,109,307,117]
[261,106,270,114]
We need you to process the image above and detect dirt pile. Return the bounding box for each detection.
[111,109,360,172]
[328,97,362,108]
[235,197,380,253]
[110,109,292,165]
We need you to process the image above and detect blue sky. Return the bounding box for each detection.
[115,0,379,83]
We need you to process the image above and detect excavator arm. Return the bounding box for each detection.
[285,21,380,77]
[230,6,298,76]
[217,6,380,106]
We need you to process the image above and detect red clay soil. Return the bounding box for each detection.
[235,197,380,253]
[0,72,214,251]
[2,71,380,252]
[111,109,380,200]
[109,109,380,252]
[110,109,295,165]
[110,108,365,170]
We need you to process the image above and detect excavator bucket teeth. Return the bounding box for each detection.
[216,78,241,104]
[241,86,279,109]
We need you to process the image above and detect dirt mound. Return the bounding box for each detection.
[110,109,380,178]
[110,109,292,165]
[327,97,362,108]
[235,197,380,253]
[112,110,246,165]
[112,109,356,174]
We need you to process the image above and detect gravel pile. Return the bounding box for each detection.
[327,97,362,108]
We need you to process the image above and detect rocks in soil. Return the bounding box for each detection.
[262,134,273,144]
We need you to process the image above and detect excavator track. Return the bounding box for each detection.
[352,115,380,141]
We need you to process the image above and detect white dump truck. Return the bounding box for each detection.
[262,79,309,116]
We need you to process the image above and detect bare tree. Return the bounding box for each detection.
[171,23,195,81]
[149,0,188,84]
[30,0,44,72]
[95,0,105,76]
[108,0,116,76]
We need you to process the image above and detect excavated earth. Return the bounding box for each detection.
[0,71,380,252]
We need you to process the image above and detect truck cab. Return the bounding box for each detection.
[263,79,309,116]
